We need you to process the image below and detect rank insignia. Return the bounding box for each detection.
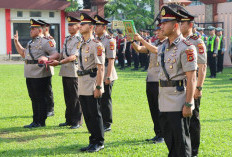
[49,41,54,47]
[97,46,103,56]
[185,49,194,62]
[197,43,204,54]
[110,41,114,50]
[85,47,89,53]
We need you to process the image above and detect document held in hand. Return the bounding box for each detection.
[123,20,137,40]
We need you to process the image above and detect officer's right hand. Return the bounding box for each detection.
[94,89,102,99]
[49,60,59,66]
[182,105,193,117]
[14,30,19,42]
[134,33,143,42]
[213,54,217,57]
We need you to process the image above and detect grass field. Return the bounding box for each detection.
[0,64,231,157]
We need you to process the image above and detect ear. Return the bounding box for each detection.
[189,22,193,28]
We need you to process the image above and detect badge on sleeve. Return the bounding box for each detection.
[197,43,204,54]
[185,49,194,62]
[110,41,114,50]
[49,41,54,47]
[97,46,103,56]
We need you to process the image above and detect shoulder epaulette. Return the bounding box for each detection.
[106,35,112,39]
[190,34,199,40]
[65,36,70,38]
[182,39,192,46]
[49,36,54,39]
[76,36,81,41]
[93,39,99,43]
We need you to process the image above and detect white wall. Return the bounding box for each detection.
[0,8,6,55]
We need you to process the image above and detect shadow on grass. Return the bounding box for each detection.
[202,118,232,123]
[0,139,153,156]
[0,115,31,120]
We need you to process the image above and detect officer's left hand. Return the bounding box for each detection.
[194,89,202,99]
[182,105,193,117]
[38,56,48,63]
[105,79,111,85]
[94,89,102,98]
[49,60,59,66]
[213,54,217,57]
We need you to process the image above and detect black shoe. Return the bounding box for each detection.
[131,68,138,71]
[24,122,41,128]
[59,122,69,127]
[229,78,232,80]
[70,124,81,129]
[47,111,54,117]
[104,126,111,132]
[80,144,94,152]
[153,137,164,144]
[87,144,104,153]
[145,136,158,142]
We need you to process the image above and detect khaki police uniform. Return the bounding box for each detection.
[186,34,207,156]
[77,36,105,146]
[157,34,197,156]
[145,39,164,140]
[98,32,118,129]
[59,34,83,126]
[24,35,57,126]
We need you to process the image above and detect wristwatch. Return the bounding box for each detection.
[185,102,193,108]
[96,85,102,90]
[196,86,202,91]
[131,40,136,44]
[107,77,110,80]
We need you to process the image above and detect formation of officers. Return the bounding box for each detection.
[12,3,228,156]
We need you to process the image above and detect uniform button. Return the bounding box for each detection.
[174,90,177,93]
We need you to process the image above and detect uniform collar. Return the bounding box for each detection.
[186,34,193,40]
[82,36,94,44]
[69,33,79,39]
[165,34,183,48]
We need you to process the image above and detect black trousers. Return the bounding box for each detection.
[132,49,139,69]
[146,82,162,137]
[62,77,83,126]
[79,95,104,145]
[217,50,224,72]
[100,81,114,127]
[159,112,191,157]
[26,77,50,125]
[144,54,149,70]
[190,97,201,156]
[125,50,132,66]
[208,51,217,77]
[46,76,54,113]
[118,48,125,68]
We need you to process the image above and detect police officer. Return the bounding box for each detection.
[116,29,126,70]
[216,27,225,73]
[49,16,83,129]
[38,19,56,117]
[179,9,207,157]
[94,15,118,132]
[13,19,59,128]
[158,6,197,156]
[128,20,165,144]
[197,27,208,45]
[207,26,219,78]
[77,13,105,152]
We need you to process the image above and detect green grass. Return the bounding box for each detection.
[0,64,231,157]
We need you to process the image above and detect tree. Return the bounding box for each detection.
[104,0,155,30]
[65,0,82,12]
[83,0,91,9]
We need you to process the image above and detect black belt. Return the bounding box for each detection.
[25,60,38,64]
[159,80,185,87]
[77,68,97,76]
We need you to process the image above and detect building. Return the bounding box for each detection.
[0,0,108,55]
[154,0,232,65]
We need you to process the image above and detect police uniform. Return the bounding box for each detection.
[94,15,118,131]
[77,13,105,152]
[145,26,164,143]
[216,27,225,73]
[178,8,208,156]
[23,19,58,128]
[158,6,197,157]
[207,26,219,78]
[38,19,56,117]
[58,16,83,128]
